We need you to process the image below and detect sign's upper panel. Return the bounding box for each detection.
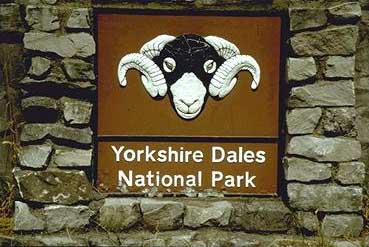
[97,14,281,137]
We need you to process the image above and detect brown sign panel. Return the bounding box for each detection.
[96,13,281,194]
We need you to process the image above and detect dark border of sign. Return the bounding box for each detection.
[91,8,289,197]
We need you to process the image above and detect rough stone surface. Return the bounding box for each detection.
[289,8,327,32]
[52,146,92,167]
[296,211,319,232]
[322,214,363,237]
[99,198,141,232]
[287,183,363,212]
[231,199,291,232]
[328,2,361,21]
[62,58,94,81]
[284,157,331,182]
[287,135,361,162]
[28,56,51,78]
[18,144,52,169]
[24,32,95,58]
[66,8,90,29]
[0,4,23,32]
[13,201,45,231]
[14,168,93,204]
[25,6,60,32]
[21,96,57,110]
[290,25,358,56]
[60,97,92,125]
[318,107,356,137]
[141,199,184,230]
[184,201,233,228]
[21,123,92,144]
[143,239,166,247]
[286,108,321,134]
[289,80,355,107]
[287,57,317,81]
[325,56,355,78]
[336,161,365,185]
[44,205,93,233]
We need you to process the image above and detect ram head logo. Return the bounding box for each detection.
[117,34,261,120]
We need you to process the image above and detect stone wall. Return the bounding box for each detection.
[0,0,369,246]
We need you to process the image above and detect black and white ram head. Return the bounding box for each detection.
[117,34,260,120]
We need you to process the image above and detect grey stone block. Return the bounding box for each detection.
[62,58,94,81]
[322,214,363,237]
[284,157,331,182]
[18,144,52,169]
[288,183,362,212]
[67,8,90,29]
[325,56,355,78]
[328,2,361,21]
[44,205,93,233]
[286,108,321,135]
[336,161,365,185]
[289,80,355,108]
[296,211,319,232]
[99,198,141,232]
[52,146,92,167]
[289,8,327,32]
[141,199,184,230]
[59,97,92,125]
[13,201,45,231]
[14,168,93,204]
[184,201,233,228]
[287,135,361,162]
[287,57,317,82]
[25,6,60,32]
[290,25,358,56]
[28,57,51,78]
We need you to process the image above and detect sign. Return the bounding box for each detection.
[97,13,281,195]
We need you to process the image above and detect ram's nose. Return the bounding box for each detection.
[180,98,199,107]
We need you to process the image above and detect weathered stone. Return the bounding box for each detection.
[286,108,321,134]
[325,56,355,78]
[53,146,92,167]
[290,25,358,56]
[62,59,94,81]
[184,201,233,228]
[356,38,369,77]
[143,239,166,247]
[99,198,141,232]
[336,162,365,185]
[66,8,90,29]
[322,214,363,237]
[44,205,93,233]
[21,123,92,144]
[25,6,60,32]
[328,2,361,21]
[87,233,120,247]
[288,183,362,212]
[318,107,356,137]
[141,199,184,230]
[287,135,361,162]
[18,144,52,169]
[289,80,355,107]
[296,211,319,232]
[34,235,86,247]
[13,201,45,231]
[287,57,317,82]
[28,56,51,78]
[284,157,331,182]
[59,97,93,125]
[0,4,23,32]
[14,168,93,204]
[231,199,291,232]
[332,240,362,247]
[24,32,96,58]
[20,74,96,91]
[289,8,327,31]
[21,96,57,110]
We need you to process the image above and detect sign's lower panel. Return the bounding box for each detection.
[97,141,278,194]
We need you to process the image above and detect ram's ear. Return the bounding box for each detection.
[117,53,167,97]
[209,55,261,98]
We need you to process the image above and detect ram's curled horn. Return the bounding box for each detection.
[117,53,167,97]
[140,34,176,59]
[209,55,261,98]
[204,36,240,59]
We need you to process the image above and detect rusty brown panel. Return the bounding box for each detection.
[97,14,281,137]
[97,142,278,194]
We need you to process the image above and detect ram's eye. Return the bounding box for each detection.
[204,59,217,74]
[163,57,176,73]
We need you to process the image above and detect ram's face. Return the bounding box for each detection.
[117,34,261,120]
[153,35,225,119]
